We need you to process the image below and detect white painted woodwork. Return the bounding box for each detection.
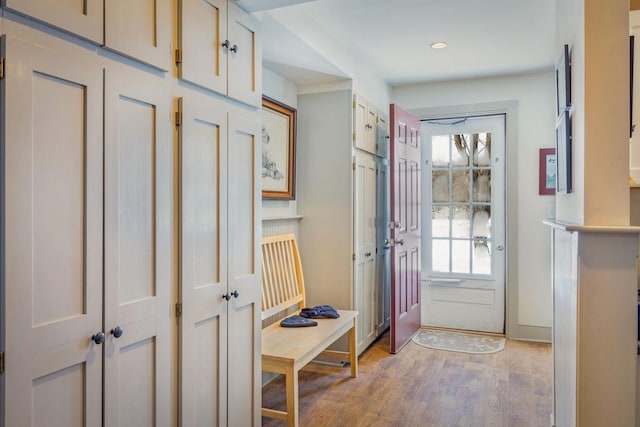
[354,152,377,353]
[178,95,229,426]
[547,223,639,427]
[4,0,103,43]
[353,94,377,154]
[227,114,262,426]
[179,0,261,107]
[3,36,103,426]
[104,64,171,426]
[376,159,391,332]
[104,0,171,71]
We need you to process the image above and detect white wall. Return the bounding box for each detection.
[392,71,556,334]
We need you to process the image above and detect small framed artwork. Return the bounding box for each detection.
[556,109,572,193]
[261,96,296,200]
[556,44,571,118]
[539,148,556,195]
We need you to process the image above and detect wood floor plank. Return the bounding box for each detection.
[262,331,552,426]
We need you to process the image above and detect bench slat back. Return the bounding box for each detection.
[261,234,306,321]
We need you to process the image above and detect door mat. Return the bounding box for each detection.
[411,329,505,354]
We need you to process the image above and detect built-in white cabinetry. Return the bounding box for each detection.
[178,0,261,107]
[354,94,378,154]
[297,90,389,355]
[1,2,262,425]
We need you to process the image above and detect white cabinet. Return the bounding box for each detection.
[178,94,262,426]
[178,0,261,107]
[2,36,172,426]
[297,89,389,355]
[354,94,378,154]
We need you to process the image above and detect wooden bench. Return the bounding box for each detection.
[261,234,358,427]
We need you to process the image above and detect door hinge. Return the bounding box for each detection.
[352,162,356,170]
[175,49,182,64]
[0,58,4,79]
[352,132,356,141]
[352,253,356,261]
[175,303,182,318]
[0,351,4,374]
[175,111,182,126]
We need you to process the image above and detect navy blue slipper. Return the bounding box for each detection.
[280,315,318,327]
[299,305,340,319]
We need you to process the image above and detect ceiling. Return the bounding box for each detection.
[238,0,557,87]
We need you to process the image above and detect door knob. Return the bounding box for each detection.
[384,238,404,246]
[110,326,124,338]
[91,332,105,345]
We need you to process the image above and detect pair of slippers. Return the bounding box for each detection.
[300,305,340,319]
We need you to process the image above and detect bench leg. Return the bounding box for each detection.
[285,366,299,427]
[349,321,358,378]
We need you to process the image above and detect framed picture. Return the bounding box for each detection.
[556,109,572,193]
[556,44,571,118]
[261,96,296,200]
[539,148,556,195]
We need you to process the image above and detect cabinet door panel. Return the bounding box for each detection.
[178,0,228,96]
[178,95,229,426]
[4,0,103,43]
[227,115,261,426]
[3,36,103,427]
[104,0,171,71]
[227,2,261,107]
[104,65,171,427]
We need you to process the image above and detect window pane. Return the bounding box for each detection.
[432,239,450,272]
[473,132,491,167]
[472,239,491,274]
[452,170,469,202]
[432,170,450,203]
[432,135,450,167]
[452,134,470,166]
[452,205,470,238]
[451,240,470,274]
[473,169,491,202]
[432,205,450,238]
[472,206,491,239]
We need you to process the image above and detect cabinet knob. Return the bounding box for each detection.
[365,252,372,257]
[222,293,232,301]
[110,326,124,338]
[222,40,231,49]
[231,290,239,298]
[230,44,239,53]
[91,332,105,345]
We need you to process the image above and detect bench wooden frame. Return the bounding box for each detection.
[261,234,358,427]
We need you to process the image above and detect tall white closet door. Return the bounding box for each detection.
[3,37,103,427]
[103,65,171,427]
[4,0,103,43]
[178,0,228,96]
[354,153,377,353]
[227,114,262,426]
[178,95,229,426]
[227,2,261,107]
[104,0,171,70]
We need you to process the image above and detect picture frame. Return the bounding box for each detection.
[556,44,571,118]
[556,109,572,193]
[539,148,556,195]
[261,96,296,200]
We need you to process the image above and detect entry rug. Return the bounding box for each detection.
[411,329,505,354]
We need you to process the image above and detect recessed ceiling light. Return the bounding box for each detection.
[431,41,448,50]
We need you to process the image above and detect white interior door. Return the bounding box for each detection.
[178,95,229,426]
[421,114,506,333]
[103,65,171,426]
[3,36,103,426]
[354,152,377,354]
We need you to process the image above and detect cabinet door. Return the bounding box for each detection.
[354,153,377,353]
[178,95,229,426]
[178,0,228,96]
[103,64,171,427]
[353,94,376,154]
[227,2,261,107]
[227,114,262,426]
[376,160,391,332]
[376,112,389,158]
[3,36,103,427]
[4,0,103,43]
[104,0,171,71]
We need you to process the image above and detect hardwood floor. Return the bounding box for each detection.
[262,330,552,426]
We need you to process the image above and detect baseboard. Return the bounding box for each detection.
[513,324,552,343]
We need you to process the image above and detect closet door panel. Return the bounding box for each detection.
[3,36,103,427]
[104,0,171,71]
[227,2,260,107]
[178,0,227,96]
[178,95,229,426]
[4,0,103,43]
[227,114,261,426]
[103,65,171,427]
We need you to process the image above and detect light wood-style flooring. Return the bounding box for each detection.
[262,330,552,427]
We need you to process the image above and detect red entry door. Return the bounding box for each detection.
[390,104,422,353]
